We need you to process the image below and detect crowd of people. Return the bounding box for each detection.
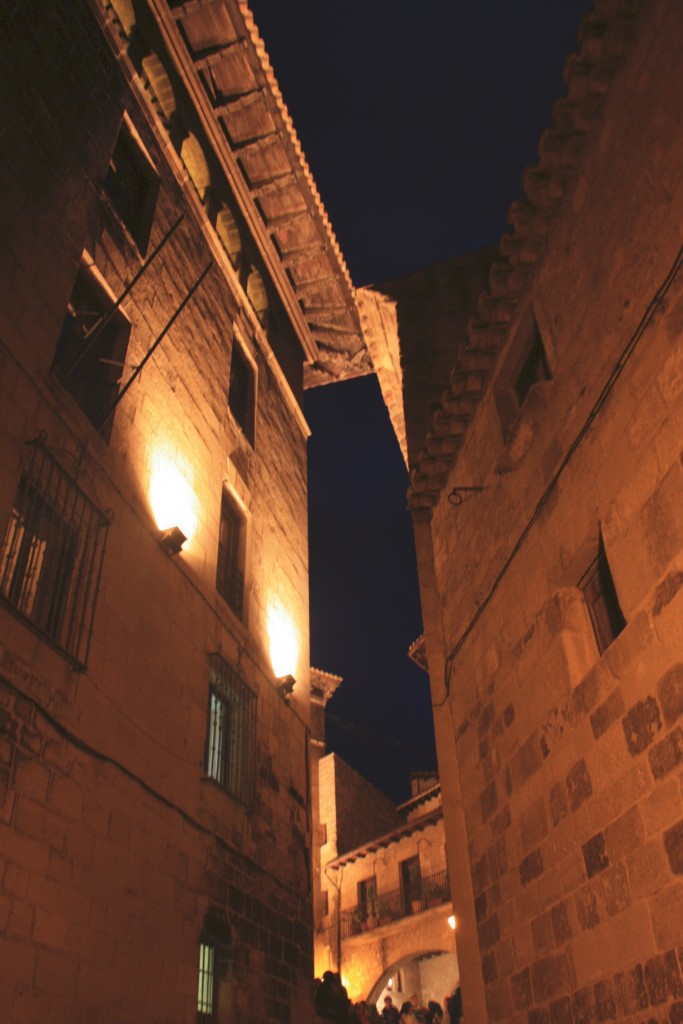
[314,972,464,1024]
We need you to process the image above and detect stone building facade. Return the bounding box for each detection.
[0,2,373,1022]
[315,760,458,1011]
[361,1,683,1021]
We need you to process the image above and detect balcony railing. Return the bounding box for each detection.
[340,869,450,938]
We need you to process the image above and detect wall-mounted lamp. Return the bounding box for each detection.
[159,525,187,556]
[277,674,296,698]
[448,914,457,930]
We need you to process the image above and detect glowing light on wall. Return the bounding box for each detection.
[267,600,299,679]
[448,914,457,930]
[149,450,198,545]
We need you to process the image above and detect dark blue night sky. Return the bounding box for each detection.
[249,0,592,800]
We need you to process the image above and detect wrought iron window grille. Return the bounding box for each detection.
[196,942,216,1022]
[196,907,232,1023]
[340,869,451,938]
[0,435,112,669]
[204,653,257,808]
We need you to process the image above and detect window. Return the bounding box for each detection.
[197,942,216,1022]
[51,262,131,442]
[0,439,110,668]
[400,856,423,915]
[104,116,159,253]
[495,309,553,444]
[514,318,551,406]
[216,490,245,619]
[204,653,257,806]
[358,876,378,925]
[197,907,231,1024]
[580,537,625,654]
[227,340,255,446]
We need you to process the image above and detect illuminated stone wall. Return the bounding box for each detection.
[0,2,315,1021]
[315,753,402,975]
[408,2,683,1021]
[315,757,457,1007]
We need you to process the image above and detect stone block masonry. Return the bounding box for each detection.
[406,1,683,1021]
[0,680,313,1023]
[0,0,331,1020]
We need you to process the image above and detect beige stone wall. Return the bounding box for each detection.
[316,761,456,1004]
[415,3,683,1022]
[316,754,403,974]
[0,2,314,1021]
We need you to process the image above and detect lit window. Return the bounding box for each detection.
[0,440,110,668]
[196,907,231,1023]
[216,491,244,619]
[579,537,625,654]
[514,317,551,406]
[104,116,159,253]
[197,942,216,1022]
[227,340,255,446]
[51,262,131,442]
[204,653,257,807]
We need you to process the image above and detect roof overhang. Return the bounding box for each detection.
[146,0,369,385]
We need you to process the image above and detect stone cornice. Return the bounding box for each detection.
[408,0,643,511]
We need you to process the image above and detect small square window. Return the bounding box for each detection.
[579,537,625,654]
[52,262,131,442]
[204,653,257,807]
[495,310,553,445]
[104,117,159,253]
[228,340,255,446]
[216,490,245,619]
[514,318,551,406]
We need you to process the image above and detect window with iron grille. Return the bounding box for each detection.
[197,941,216,1022]
[204,653,257,807]
[227,340,255,446]
[51,262,131,443]
[216,490,244,619]
[579,537,625,655]
[196,908,231,1023]
[104,116,159,254]
[0,439,110,668]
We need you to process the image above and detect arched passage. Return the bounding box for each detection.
[368,949,459,1014]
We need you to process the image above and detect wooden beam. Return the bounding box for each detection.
[191,38,249,73]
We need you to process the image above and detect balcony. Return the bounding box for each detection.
[340,869,450,938]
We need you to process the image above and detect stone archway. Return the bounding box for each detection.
[338,904,459,1008]
[368,949,459,1015]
